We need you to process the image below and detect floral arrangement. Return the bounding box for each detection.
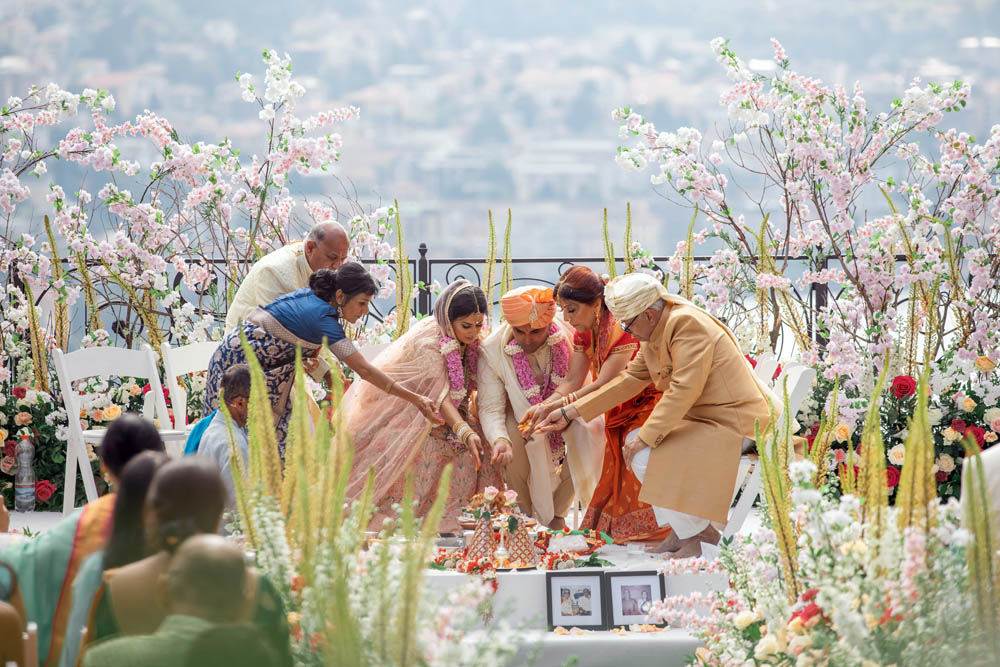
[793,352,1000,502]
[439,334,479,407]
[613,36,1000,510]
[0,382,106,509]
[0,49,412,505]
[649,374,998,665]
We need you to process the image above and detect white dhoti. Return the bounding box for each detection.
[629,433,729,540]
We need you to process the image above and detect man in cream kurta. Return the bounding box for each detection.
[478,286,605,529]
[541,273,776,557]
[224,221,350,331]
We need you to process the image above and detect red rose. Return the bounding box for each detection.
[12,386,27,399]
[801,588,819,602]
[891,375,916,399]
[2,440,15,458]
[886,465,900,488]
[800,602,822,623]
[745,355,757,368]
[773,364,782,380]
[141,383,152,395]
[935,470,950,483]
[951,419,967,433]
[966,426,986,447]
[35,479,56,502]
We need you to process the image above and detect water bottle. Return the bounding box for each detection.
[14,434,36,512]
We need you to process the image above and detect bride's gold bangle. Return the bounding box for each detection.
[385,379,396,394]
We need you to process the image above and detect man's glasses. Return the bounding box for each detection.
[620,313,641,334]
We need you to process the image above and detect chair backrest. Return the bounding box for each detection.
[160,341,220,428]
[754,358,779,385]
[773,364,816,417]
[161,340,220,378]
[53,346,171,432]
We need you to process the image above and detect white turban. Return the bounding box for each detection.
[604,273,669,321]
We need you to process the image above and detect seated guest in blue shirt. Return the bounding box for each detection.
[198,364,250,510]
[204,263,441,460]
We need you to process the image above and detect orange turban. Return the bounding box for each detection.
[500,286,556,328]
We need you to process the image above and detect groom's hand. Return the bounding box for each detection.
[623,433,647,470]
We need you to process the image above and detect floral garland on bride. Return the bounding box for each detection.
[439,335,479,407]
[504,325,569,460]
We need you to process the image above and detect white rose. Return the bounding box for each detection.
[888,444,906,466]
[984,407,1000,425]
[937,453,955,473]
[734,610,757,629]
[942,427,961,443]
[754,633,779,659]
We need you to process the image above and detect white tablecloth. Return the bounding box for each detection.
[425,544,726,630]
[512,629,702,667]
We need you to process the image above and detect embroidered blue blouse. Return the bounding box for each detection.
[263,288,346,346]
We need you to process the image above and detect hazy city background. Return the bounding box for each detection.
[3,0,1000,261]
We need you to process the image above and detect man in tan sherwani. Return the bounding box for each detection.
[539,273,777,558]
[478,286,605,530]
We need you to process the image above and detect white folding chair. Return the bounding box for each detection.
[753,353,779,385]
[772,363,816,418]
[160,340,220,430]
[52,346,185,514]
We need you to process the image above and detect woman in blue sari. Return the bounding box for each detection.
[204,263,440,459]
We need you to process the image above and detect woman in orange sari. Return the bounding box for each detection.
[525,267,669,543]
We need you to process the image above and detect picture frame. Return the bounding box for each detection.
[603,570,666,628]
[545,571,607,631]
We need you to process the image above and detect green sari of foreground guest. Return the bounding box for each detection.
[0,493,115,667]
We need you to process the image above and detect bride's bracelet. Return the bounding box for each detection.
[561,391,578,407]
[453,420,474,445]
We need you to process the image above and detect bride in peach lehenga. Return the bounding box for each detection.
[344,279,503,532]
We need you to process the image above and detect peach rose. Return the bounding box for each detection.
[975,356,996,372]
[13,412,32,426]
[103,404,122,420]
[985,432,998,443]
[961,397,977,413]
[0,428,6,442]
[129,383,142,396]
[90,409,105,422]
[834,423,851,443]
[942,427,961,443]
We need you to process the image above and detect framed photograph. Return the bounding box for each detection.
[545,571,607,630]
[603,570,666,628]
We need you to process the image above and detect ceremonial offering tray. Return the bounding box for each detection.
[535,529,611,556]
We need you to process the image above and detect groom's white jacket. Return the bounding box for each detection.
[477,317,605,525]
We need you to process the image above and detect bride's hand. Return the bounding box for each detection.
[466,433,482,470]
[303,356,320,373]
[415,396,444,424]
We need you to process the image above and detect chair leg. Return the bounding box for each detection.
[62,438,79,515]
[77,442,99,503]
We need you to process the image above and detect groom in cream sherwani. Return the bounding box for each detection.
[477,286,604,529]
